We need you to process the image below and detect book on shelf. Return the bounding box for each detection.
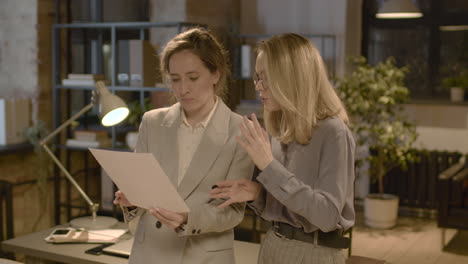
[118,40,130,86]
[67,73,106,80]
[65,138,112,149]
[61,79,110,87]
[241,44,253,78]
[129,40,157,87]
[73,130,109,142]
[0,99,30,145]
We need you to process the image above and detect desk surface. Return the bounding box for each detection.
[1,227,128,264]
[1,226,260,264]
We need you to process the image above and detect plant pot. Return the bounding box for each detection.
[450,87,464,102]
[125,131,139,150]
[364,193,399,229]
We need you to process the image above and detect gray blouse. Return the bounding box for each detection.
[249,117,356,233]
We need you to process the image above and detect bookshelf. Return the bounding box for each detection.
[51,21,205,225]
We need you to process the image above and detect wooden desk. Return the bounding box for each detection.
[1,227,127,264]
[1,226,260,264]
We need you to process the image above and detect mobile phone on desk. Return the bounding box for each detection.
[85,243,115,255]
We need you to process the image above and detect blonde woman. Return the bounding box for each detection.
[114,28,254,264]
[210,33,355,264]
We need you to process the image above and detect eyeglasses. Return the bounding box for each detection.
[253,72,269,90]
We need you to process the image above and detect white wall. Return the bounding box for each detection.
[404,103,468,153]
[415,127,468,153]
[0,0,38,99]
[240,0,362,77]
[149,0,187,52]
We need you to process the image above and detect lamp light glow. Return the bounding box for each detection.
[376,0,423,19]
[95,81,129,126]
[376,12,422,19]
[102,107,129,126]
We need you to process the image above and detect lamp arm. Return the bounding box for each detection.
[39,102,99,219]
[41,144,96,209]
[40,103,94,146]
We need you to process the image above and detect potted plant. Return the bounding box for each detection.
[442,71,468,102]
[125,98,154,150]
[24,120,53,231]
[336,56,418,229]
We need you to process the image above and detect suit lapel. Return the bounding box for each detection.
[157,103,181,186]
[177,101,231,200]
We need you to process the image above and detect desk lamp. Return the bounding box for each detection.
[40,81,129,229]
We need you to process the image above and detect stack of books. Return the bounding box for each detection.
[66,130,112,149]
[61,74,109,87]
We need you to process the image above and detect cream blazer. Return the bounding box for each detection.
[127,100,254,264]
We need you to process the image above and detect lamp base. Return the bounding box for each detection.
[70,216,118,230]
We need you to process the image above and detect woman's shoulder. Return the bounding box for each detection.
[142,104,178,122]
[315,117,351,138]
[143,107,169,119]
[228,110,244,123]
[215,100,244,125]
[315,117,355,148]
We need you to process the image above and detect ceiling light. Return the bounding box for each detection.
[376,0,423,19]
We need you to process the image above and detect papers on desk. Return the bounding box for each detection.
[87,229,128,243]
[103,237,134,257]
[45,228,127,244]
[89,148,189,213]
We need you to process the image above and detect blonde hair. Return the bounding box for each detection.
[258,33,349,144]
[161,28,230,100]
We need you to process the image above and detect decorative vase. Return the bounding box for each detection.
[364,193,399,229]
[450,87,464,102]
[125,131,139,150]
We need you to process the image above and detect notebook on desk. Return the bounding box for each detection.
[102,237,134,258]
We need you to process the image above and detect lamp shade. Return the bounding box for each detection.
[95,82,129,126]
[376,0,423,19]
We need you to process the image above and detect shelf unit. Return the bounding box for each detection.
[51,21,204,225]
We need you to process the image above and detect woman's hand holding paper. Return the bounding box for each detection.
[150,207,188,231]
[113,190,134,207]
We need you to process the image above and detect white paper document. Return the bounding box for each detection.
[87,229,128,243]
[89,148,189,213]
